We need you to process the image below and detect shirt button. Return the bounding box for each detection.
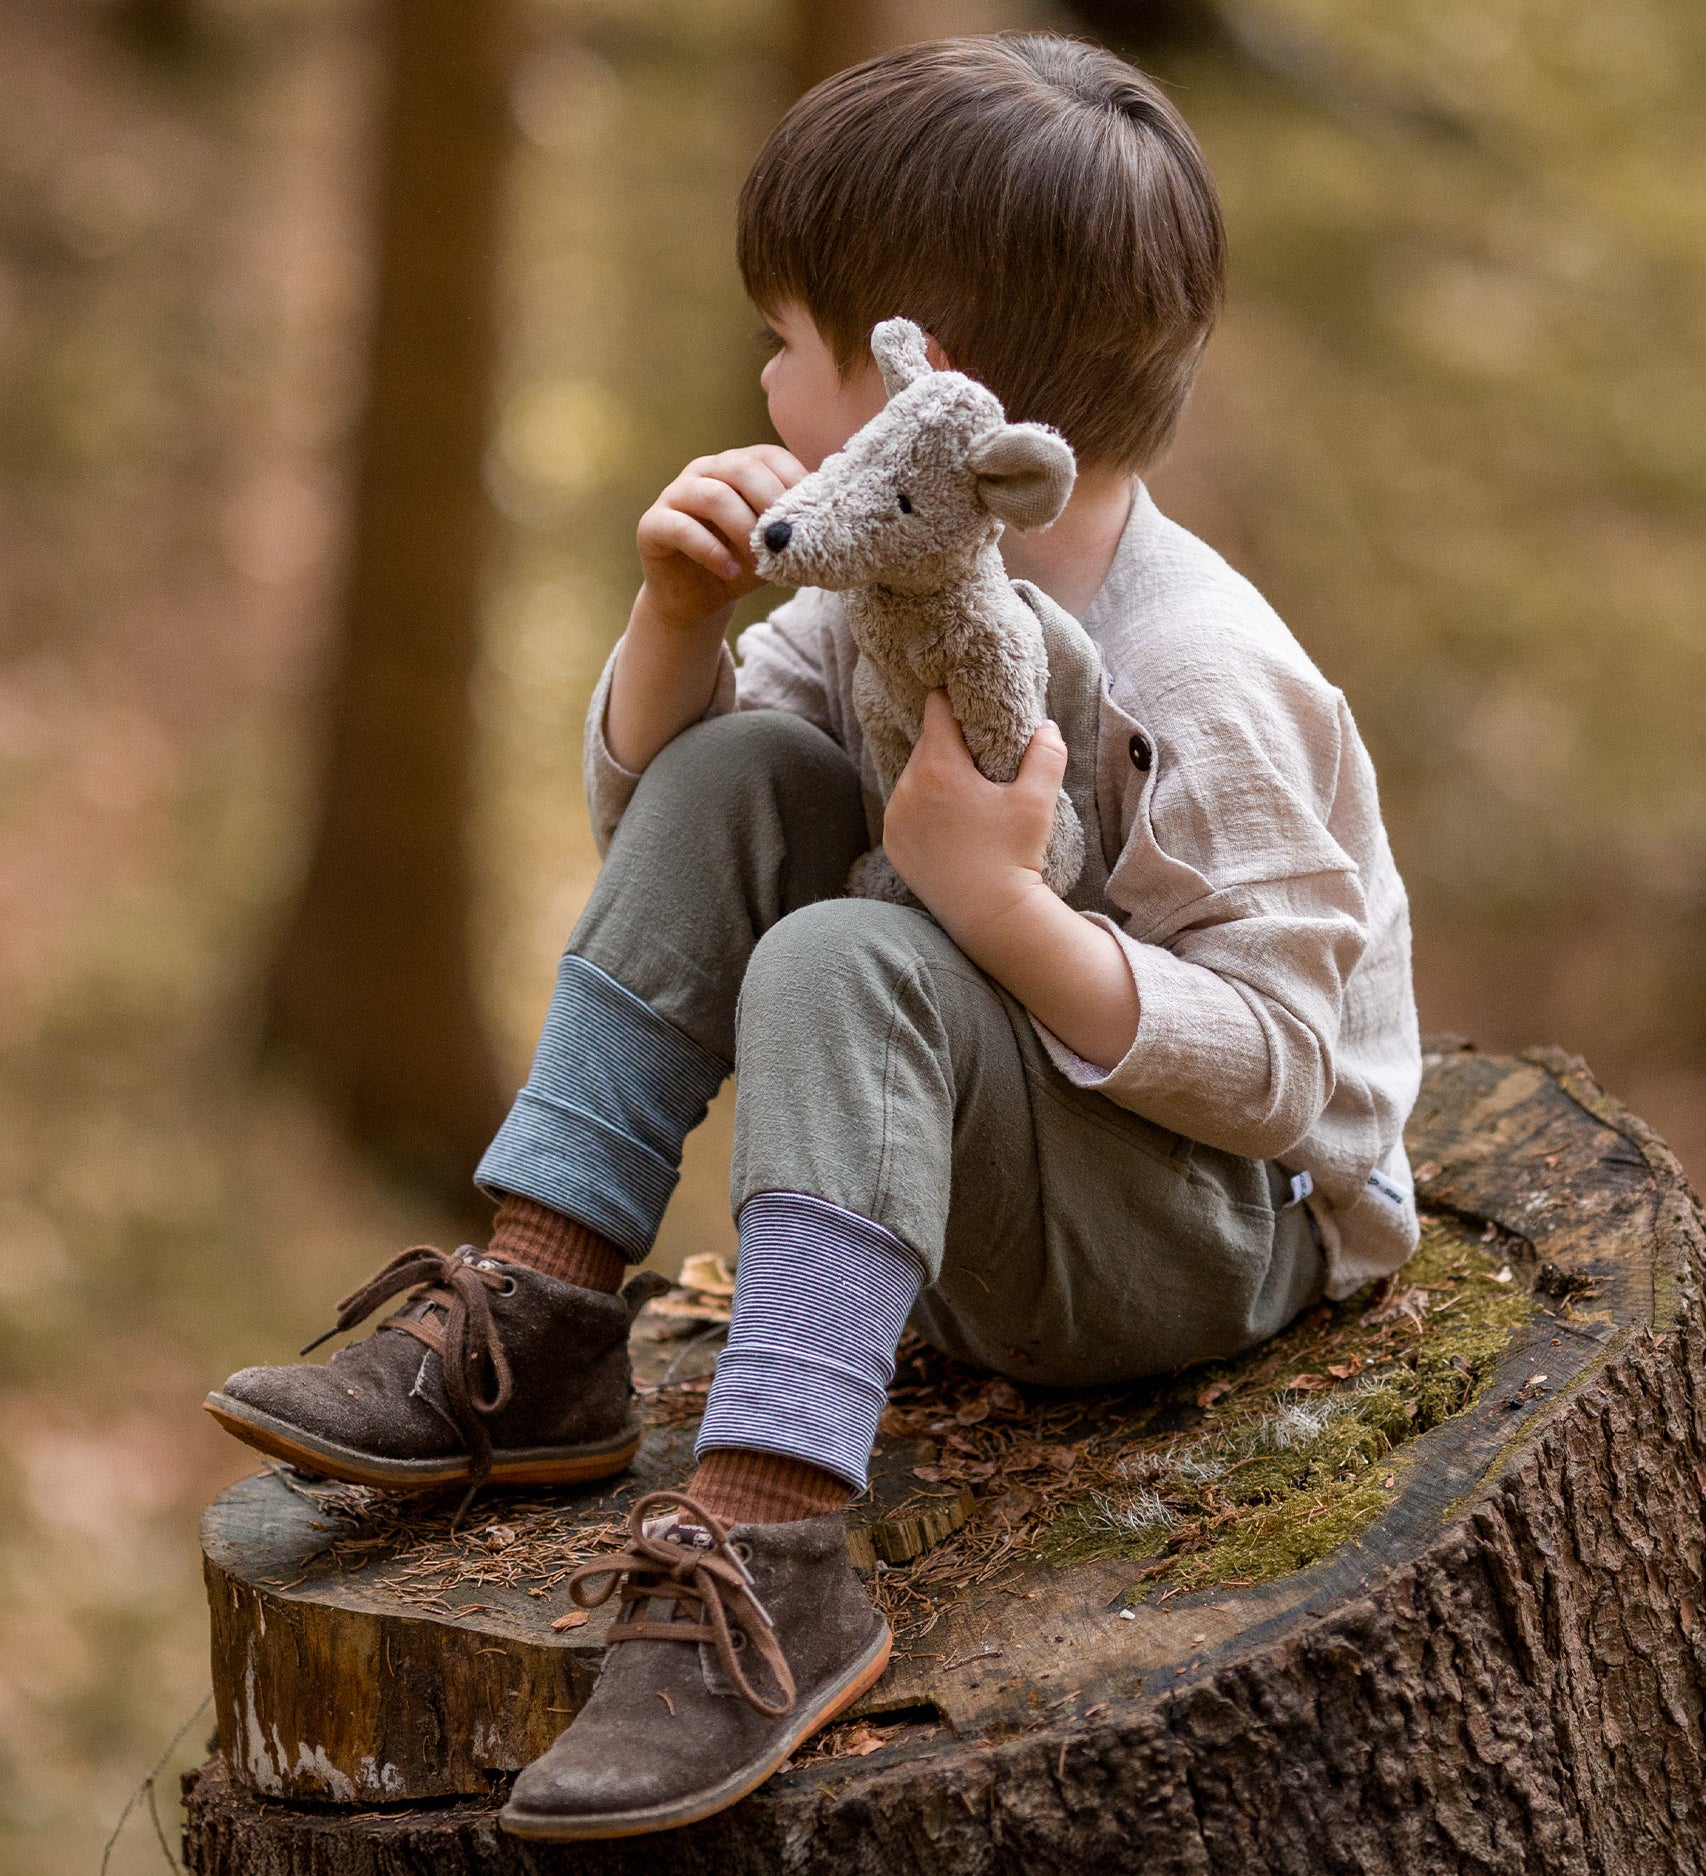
[1129,732,1152,772]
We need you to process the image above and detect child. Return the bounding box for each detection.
[207,33,1421,1840]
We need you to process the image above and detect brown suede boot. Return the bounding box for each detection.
[204,1245,668,1491]
[500,1490,892,1840]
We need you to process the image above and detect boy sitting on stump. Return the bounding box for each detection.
[206,33,1421,1840]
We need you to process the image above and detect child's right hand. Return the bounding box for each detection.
[635,445,806,633]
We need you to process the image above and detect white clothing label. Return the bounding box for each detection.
[1365,1167,1409,1215]
[1286,1170,1314,1208]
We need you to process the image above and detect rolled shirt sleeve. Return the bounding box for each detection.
[1036,879,1369,1163]
[582,589,849,858]
[1034,669,1372,1164]
[582,637,738,858]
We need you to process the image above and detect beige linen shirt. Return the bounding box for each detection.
[584,484,1422,1299]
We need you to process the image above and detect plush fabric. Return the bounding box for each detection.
[582,487,1422,1301]
[750,317,1086,904]
[545,706,1323,1391]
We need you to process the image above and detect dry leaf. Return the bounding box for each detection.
[1362,1283,1430,1328]
[840,1724,890,1757]
[1284,1372,1331,1392]
[985,1379,1025,1415]
[911,1464,952,1484]
[647,1292,732,1325]
[484,1525,517,1551]
[551,1610,590,1632]
[1196,1380,1233,1408]
[679,1252,736,1297]
[955,1397,992,1426]
[1326,1360,1362,1380]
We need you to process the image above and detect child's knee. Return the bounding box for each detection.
[644,707,851,806]
[742,898,932,1017]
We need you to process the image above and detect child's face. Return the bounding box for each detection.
[759,303,889,472]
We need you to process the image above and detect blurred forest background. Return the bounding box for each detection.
[0,0,1699,1868]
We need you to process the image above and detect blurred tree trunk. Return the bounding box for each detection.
[269,0,518,1212]
[789,0,1221,94]
[793,0,1007,93]
[112,0,197,53]
[1061,0,1224,58]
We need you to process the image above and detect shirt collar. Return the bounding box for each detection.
[1083,478,1161,638]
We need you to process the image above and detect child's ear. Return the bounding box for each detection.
[871,318,932,397]
[968,424,1077,530]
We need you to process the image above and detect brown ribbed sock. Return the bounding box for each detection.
[688,1448,851,1526]
[489,1194,628,1294]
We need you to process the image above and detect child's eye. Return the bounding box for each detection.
[758,325,785,356]
[897,491,913,513]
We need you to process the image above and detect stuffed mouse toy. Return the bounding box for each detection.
[751,317,1085,904]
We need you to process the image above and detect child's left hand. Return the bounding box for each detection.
[883,690,1069,941]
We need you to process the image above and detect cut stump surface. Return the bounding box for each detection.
[187,1046,1706,1875]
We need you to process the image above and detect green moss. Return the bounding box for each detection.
[1041,1214,1533,1591]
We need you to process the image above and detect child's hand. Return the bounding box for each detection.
[636,445,806,633]
[884,690,1070,940]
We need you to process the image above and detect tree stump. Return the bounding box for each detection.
[183,1046,1706,1875]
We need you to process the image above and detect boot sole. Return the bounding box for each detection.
[202,1393,642,1489]
[497,1621,895,1841]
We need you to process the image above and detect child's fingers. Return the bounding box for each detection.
[912,688,976,777]
[735,443,808,488]
[672,476,768,567]
[686,448,805,516]
[1017,719,1070,797]
[703,462,790,523]
[642,507,744,582]
[714,447,807,507]
[919,687,968,750]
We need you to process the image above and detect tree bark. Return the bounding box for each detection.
[197,1324,970,1804]
[185,1048,1706,1872]
[267,0,517,1207]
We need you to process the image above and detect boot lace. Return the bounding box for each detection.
[299,1244,515,1497]
[565,1490,798,1718]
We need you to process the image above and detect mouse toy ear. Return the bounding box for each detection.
[871,318,933,397]
[967,423,1078,530]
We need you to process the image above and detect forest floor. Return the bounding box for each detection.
[0,2,1699,1872]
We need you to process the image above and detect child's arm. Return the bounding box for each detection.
[888,684,1372,1162]
[884,691,1140,1068]
[605,446,804,773]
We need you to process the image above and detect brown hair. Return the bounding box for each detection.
[738,34,1226,470]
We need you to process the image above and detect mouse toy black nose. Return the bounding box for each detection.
[762,519,792,553]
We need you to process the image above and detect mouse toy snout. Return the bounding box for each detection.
[762,519,792,553]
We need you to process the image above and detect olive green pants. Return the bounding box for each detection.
[567,707,1323,1386]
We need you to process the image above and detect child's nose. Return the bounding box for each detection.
[762,520,792,552]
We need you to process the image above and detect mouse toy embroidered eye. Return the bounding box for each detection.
[897,491,913,513]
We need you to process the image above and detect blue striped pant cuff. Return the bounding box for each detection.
[695,1192,923,1491]
[476,955,728,1261]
